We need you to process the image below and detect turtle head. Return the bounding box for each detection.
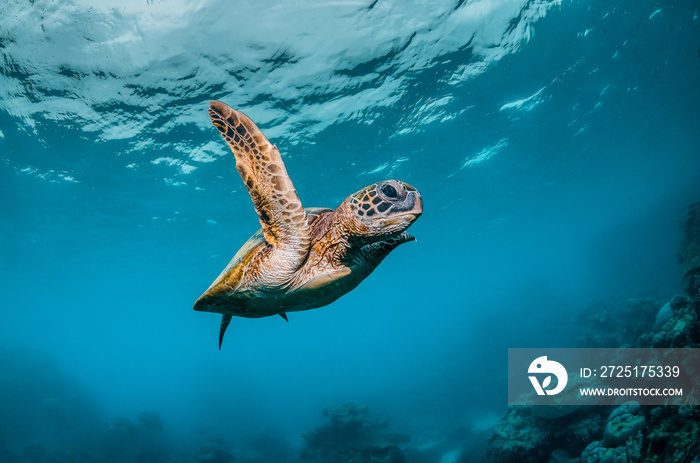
[342,180,422,243]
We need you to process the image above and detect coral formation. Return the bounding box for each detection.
[678,201,700,294]
[488,199,700,463]
[299,401,409,463]
[101,412,168,462]
[601,402,643,448]
[488,406,606,463]
[576,298,659,348]
[193,439,235,463]
[0,345,301,463]
[637,294,699,348]
[579,402,644,463]
[0,348,102,455]
[641,405,700,463]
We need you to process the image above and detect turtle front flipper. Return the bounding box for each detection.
[356,232,416,270]
[208,101,311,286]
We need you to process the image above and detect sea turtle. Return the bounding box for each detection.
[194,101,423,348]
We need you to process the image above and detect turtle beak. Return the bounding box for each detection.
[410,190,423,218]
[393,191,422,224]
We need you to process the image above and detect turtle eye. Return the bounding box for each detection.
[381,184,398,199]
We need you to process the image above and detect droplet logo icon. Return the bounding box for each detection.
[528,356,568,395]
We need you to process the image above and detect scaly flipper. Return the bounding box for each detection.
[356,232,416,269]
[208,101,311,287]
[219,314,232,350]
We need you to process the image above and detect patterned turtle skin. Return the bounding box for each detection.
[194,101,423,348]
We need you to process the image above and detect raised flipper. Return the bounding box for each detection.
[279,313,288,322]
[208,101,311,287]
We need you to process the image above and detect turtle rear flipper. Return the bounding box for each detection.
[219,314,232,350]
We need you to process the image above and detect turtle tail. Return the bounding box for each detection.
[219,314,233,350]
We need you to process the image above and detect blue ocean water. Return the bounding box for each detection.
[1,0,699,461]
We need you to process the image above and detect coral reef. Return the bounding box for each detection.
[678,201,700,295]
[640,405,700,463]
[488,406,607,463]
[637,294,699,348]
[488,199,700,463]
[193,439,235,463]
[459,280,700,463]
[0,348,102,455]
[576,298,659,348]
[101,412,168,462]
[299,401,409,463]
[579,402,643,463]
[601,402,643,448]
[0,344,301,463]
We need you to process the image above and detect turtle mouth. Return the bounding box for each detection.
[398,212,420,221]
[384,212,421,226]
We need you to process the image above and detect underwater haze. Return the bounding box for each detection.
[2,0,700,461]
